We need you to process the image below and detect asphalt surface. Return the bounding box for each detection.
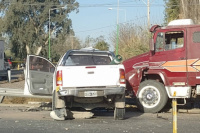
[1,104,200,133]
[1,70,200,133]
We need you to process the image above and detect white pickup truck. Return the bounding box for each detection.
[24,48,126,120]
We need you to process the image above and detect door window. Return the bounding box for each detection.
[164,31,184,51]
[29,56,55,73]
[155,31,184,52]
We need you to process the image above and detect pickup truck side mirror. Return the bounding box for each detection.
[110,55,123,64]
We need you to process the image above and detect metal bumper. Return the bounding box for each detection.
[165,86,191,98]
[58,86,125,97]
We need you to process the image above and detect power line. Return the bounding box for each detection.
[1,1,166,7]
[3,1,200,7]
[74,16,147,33]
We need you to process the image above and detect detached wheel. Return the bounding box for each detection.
[137,80,168,113]
[114,108,125,120]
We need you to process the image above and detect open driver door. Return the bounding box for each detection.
[24,55,55,96]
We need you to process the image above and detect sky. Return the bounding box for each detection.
[69,0,165,48]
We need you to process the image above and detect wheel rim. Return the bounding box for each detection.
[138,85,161,109]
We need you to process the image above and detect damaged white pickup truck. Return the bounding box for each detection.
[24,48,126,120]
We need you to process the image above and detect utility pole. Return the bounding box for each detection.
[49,6,65,61]
[142,0,150,29]
[116,0,119,55]
[147,0,150,29]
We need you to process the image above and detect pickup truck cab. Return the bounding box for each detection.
[123,19,200,113]
[24,48,126,120]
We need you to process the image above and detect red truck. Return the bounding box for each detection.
[123,19,200,113]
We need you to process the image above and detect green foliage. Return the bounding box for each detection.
[110,23,149,60]
[94,41,109,51]
[164,0,180,24]
[82,35,109,51]
[0,0,79,60]
[94,36,109,51]
[51,35,81,62]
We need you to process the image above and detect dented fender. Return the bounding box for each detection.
[125,67,146,95]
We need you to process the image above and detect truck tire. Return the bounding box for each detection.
[137,80,168,113]
[114,108,125,120]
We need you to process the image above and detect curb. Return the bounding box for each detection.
[166,108,200,114]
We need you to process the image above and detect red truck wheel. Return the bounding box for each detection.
[137,80,168,113]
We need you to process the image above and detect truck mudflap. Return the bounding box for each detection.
[165,86,191,98]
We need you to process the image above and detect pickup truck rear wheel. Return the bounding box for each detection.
[137,80,168,113]
[114,108,125,120]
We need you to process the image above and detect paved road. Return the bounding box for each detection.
[0,70,200,133]
[0,104,200,133]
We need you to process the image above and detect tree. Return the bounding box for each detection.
[82,35,94,48]
[164,0,180,24]
[94,41,109,51]
[0,0,79,60]
[165,0,200,24]
[94,36,109,51]
[110,23,149,60]
[180,0,200,24]
[82,35,109,51]
[51,35,81,61]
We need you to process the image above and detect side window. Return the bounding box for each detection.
[155,32,164,52]
[29,56,55,73]
[164,31,184,51]
[193,31,200,43]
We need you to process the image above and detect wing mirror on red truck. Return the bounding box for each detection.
[149,38,155,51]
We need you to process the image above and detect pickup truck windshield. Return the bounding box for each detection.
[61,55,111,66]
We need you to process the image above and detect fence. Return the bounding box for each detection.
[10,61,25,70]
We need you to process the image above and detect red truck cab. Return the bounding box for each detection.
[123,19,200,113]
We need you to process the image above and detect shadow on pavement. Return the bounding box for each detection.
[91,97,143,119]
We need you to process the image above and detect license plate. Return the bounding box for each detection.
[84,91,97,97]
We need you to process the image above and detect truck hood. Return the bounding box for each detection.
[122,52,150,74]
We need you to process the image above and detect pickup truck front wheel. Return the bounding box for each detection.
[137,80,168,113]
